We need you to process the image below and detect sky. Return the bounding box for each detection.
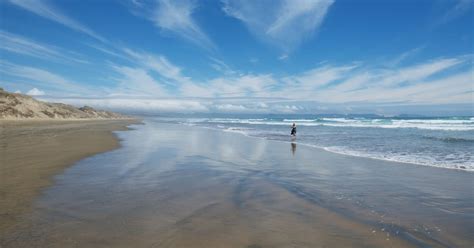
[0,0,473,115]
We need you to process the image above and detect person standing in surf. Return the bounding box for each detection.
[291,123,297,137]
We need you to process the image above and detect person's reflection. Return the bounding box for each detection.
[291,142,297,156]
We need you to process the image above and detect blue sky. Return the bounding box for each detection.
[0,0,472,115]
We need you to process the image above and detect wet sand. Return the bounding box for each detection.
[0,119,138,234]
[1,120,473,247]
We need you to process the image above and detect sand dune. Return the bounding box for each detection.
[0,88,127,119]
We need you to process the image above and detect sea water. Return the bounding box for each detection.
[155,115,474,171]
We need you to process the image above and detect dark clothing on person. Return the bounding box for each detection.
[291,127,296,136]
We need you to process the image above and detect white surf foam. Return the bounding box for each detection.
[198,118,474,131]
[322,146,474,171]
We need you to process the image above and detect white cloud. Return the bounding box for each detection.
[123,49,193,85]
[103,53,471,109]
[4,42,471,114]
[222,0,334,52]
[272,104,301,113]
[330,72,372,92]
[192,73,277,98]
[130,0,214,49]
[280,64,357,98]
[387,46,424,67]
[215,103,247,112]
[14,90,22,94]
[43,96,302,114]
[293,57,471,104]
[278,54,289,60]
[209,57,237,75]
[0,60,94,95]
[249,58,259,64]
[210,102,292,113]
[440,0,473,24]
[26,87,45,96]
[179,82,214,98]
[8,0,105,42]
[377,58,463,87]
[378,71,473,104]
[85,43,130,61]
[130,0,144,7]
[0,30,88,64]
[4,65,73,87]
[49,97,209,113]
[111,65,169,97]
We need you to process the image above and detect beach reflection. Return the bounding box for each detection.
[291,142,296,156]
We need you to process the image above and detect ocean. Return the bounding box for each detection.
[154,115,474,171]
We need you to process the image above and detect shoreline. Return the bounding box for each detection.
[0,119,139,233]
[203,125,474,172]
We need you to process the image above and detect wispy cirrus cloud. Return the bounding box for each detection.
[4,47,470,114]
[85,43,131,61]
[440,0,473,24]
[183,73,277,98]
[123,49,193,85]
[130,0,215,50]
[0,60,95,95]
[7,0,106,42]
[111,65,169,97]
[283,64,357,91]
[387,46,425,67]
[376,57,464,87]
[104,49,194,98]
[222,0,334,52]
[287,56,471,104]
[209,57,237,75]
[108,49,276,99]
[323,70,472,105]
[0,30,88,64]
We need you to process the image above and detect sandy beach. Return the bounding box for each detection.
[1,119,473,247]
[0,119,138,234]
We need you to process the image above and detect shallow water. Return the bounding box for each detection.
[2,119,473,247]
[171,115,474,170]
